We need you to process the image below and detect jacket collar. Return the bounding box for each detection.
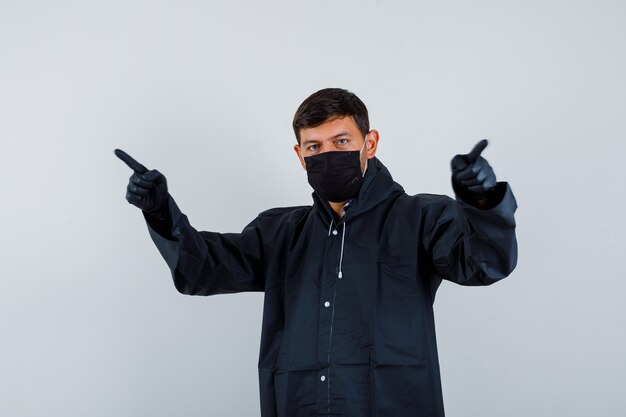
[311,157,404,224]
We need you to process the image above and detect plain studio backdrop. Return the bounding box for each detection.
[1,1,624,416]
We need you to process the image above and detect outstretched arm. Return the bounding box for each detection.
[116,148,264,295]
[143,194,265,296]
[423,140,518,286]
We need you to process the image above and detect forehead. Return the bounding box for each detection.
[300,116,360,144]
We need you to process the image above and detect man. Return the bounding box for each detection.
[116,87,518,416]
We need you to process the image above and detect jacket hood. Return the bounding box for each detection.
[311,156,405,224]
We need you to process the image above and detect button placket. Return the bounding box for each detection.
[318,218,347,412]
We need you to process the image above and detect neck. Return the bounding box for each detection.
[328,200,348,220]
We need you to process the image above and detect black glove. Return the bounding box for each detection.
[450,139,498,206]
[115,148,173,235]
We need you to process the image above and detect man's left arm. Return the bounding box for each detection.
[424,140,518,286]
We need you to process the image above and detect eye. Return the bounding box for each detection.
[337,139,348,145]
[307,144,319,151]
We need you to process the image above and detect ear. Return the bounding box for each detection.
[365,129,380,159]
[293,144,306,170]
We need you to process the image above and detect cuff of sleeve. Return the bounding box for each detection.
[146,221,180,271]
[142,194,186,271]
[142,194,176,240]
[456,182,518,225]
[453,181,508,210]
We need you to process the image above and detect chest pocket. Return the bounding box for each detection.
[377,255,420,297]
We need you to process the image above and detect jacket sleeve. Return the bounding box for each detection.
[423,182,518,286]
[142,194,265,295]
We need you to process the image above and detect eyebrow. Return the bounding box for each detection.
[302,132,352,146]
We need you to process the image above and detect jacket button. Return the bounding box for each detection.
[324,301,330,307]
[332,229,338,236]
[320,375,326,382]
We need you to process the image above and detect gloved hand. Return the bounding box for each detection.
[450,139,497,203]
[115,148,169,217]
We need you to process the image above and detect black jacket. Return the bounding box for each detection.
[144,157,518,417]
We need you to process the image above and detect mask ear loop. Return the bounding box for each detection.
[361,133,369,177]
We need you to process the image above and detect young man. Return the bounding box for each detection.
[116,87,518,417]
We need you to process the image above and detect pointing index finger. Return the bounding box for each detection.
[114,148,148,174]
[466,139,489,162]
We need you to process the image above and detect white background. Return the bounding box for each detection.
[1,0,625,416]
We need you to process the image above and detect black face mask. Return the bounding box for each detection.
[304,140,367,203]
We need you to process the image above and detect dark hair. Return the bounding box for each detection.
[292,88,369,144]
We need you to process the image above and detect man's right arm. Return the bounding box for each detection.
[115,148,265,296]
[143,194,265,296]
